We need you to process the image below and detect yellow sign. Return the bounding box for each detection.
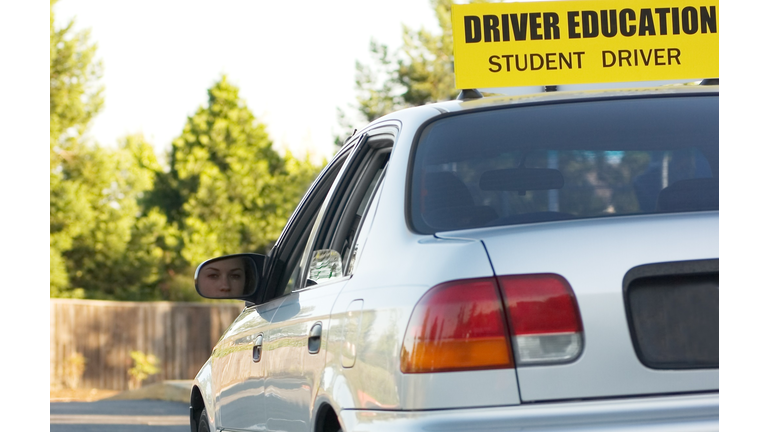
[451,0,719,88]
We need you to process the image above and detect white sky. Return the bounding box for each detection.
[53,0,442,164]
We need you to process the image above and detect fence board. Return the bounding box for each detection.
[50,299,243,391]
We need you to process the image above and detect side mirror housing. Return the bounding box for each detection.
[195,254,265,299]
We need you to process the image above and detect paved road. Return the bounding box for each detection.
[51,399,189,432]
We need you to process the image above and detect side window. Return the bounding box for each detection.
[304,150,389,285]
[281,210,321,294]
[340,163,386,275]
[296,128,395,288]
[345,167,385,275]
[267,148,351,299]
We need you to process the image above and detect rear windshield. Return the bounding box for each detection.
[409,95,718,233]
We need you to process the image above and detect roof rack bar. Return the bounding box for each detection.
[457,89,483,101]
[700,78,719,86]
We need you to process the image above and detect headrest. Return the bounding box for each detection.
[656,178,719,212]
[421,172,498,229]
[422,172,474,211]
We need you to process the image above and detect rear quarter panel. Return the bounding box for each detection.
[443,211,719,401]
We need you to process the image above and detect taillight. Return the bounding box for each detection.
[400,278,514,373]
[498,274,584,365]
[400,274,583,373]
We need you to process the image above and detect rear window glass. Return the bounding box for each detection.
[409,95,718,233]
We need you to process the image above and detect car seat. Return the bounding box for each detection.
[656,178,719,212]
[421,171,498,230]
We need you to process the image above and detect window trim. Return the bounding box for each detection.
[248,144,353,305]
[293,127,396,292]
[343,163,387,276]
[330,150,390,264]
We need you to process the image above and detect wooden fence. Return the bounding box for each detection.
[50,299,243,391]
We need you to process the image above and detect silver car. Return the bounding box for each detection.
[189,84,719,432]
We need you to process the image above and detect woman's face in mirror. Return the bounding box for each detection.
[198,257,247,297]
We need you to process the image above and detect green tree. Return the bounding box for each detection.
[51,3,321,300]
[51,2,171,300]
[353,40,403,124]
[344,0,459,130]
[397,0,458,107]
[50,0,104,297]
[62,135,171,300]
[156,76,322,271]
[337,0,497,144]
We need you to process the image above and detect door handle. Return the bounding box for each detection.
[252,333,264,362]
[308,323,322,354]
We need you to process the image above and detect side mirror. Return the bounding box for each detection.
[195,254,262,299]
[308,249,343,284]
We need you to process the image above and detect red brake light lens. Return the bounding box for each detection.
[498,274,584,365]
[401,278,514,373]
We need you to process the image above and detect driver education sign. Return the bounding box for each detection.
[451,0,719,88]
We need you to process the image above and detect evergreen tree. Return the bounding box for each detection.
[397,0,458,107]
[345,0,459,129]
[338,0,496,144]
[51,4,321,300]
[157,76,322,270]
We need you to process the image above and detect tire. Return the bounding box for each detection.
[197,408,211,432]
[320,409,342,432]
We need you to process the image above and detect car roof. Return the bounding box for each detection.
[374,84,719,125]
[455,84,718,111]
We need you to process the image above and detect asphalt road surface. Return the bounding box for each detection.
[51,399,189,432]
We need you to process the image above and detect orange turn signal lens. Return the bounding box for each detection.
[401,278,514,373]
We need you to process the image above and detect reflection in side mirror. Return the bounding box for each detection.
[195,254,260,299]
[308,249,343,283]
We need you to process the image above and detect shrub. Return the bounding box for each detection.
[63,352,87,389]
[128,350,160,389]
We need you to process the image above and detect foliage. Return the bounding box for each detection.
[61,135,170,300]
[128,350,160,389]
[154,76,323,268]
[339,0,460,139]
[50,0,103,148]
[158,269,200,302]
[50,0,104,297]
[397,0,459,107]
[62,352,87,389]
[353,40,403,124]
[48,4,332,301]
[338,0,498,144]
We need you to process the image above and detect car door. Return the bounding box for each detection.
[212,300,281,431]
[263,126,395,432]
[210,143,353,431]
